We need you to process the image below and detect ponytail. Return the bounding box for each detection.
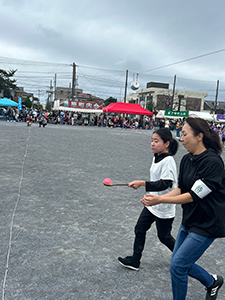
[186,117,222,155]
[153,128,179,156]
[169,138,179,156]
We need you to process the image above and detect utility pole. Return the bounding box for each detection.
[68,82,71,99]
[46,80,53,111]
[214,80,219,113]
[178,95,184,111]
[72,62,76,100]
[54,74,57,101]
[171,75,176,110]
[124,70,128,103]
[50,80,53,102]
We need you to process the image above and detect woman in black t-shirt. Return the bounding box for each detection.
[143,117,225,300]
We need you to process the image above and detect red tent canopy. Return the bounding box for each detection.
[103,102,153,116]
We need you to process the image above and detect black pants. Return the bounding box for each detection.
[39,121,47,127]
[132,207,175,263]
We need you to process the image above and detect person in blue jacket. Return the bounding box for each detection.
[143,117,225,300]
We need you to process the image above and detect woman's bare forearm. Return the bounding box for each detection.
[143,188,193,206]
[157,187,181,197]
[160,192,193,204]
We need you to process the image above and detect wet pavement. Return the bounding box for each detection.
[1,121,225,300]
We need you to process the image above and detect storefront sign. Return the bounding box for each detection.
[217,114,225,120]
[59,99,102,110]
[165,109,189,117]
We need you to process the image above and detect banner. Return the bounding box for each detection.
[18,97,22,111]
[59,99,102,110]
[165,109,189,118]
[217,114,225,120]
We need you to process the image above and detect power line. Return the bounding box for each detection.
[140,48,225,73]
[0,56,70,67]
[1,54,225,102]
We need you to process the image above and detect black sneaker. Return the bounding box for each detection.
[205,274,224,300]
[118,256,139,271]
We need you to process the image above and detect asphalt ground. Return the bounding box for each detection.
[1,121,225,300]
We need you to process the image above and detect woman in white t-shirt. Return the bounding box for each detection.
[118,128,178,270]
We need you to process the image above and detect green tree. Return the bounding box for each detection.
[32,97,41,110]
[146,99,157,113]
[23,96,32,109]
[104,96,117,107]
[0,69,17,98]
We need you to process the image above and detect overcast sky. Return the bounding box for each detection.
[0,0,225,102]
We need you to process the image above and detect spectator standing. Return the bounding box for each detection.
[165,118,170,129]
[222,126,225,147]
[60,111,65,124]
[176,118,182,139]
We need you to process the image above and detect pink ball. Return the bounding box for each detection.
[103,178,111,185]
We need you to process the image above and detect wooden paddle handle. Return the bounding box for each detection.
[103,183,128,186]
[110,183,128,186]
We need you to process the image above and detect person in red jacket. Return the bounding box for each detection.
[26,114,33,126]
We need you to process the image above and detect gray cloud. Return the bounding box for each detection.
[0,0,225,101]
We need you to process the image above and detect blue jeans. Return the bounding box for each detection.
[170,224,215,300]
[176,128,181,137]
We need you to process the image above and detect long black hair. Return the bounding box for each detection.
[153,128,179,156]
[186,117,222,155]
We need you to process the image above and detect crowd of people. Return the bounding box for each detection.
[0,107,155,129]
[1,107,225,141]
[0,107,153,128]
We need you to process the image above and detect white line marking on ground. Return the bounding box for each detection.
[2,126,31,300]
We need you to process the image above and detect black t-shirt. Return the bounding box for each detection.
[179,148,225,237]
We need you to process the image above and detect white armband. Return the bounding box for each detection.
[191,179,212,199]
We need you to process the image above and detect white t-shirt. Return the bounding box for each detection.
[146,155,177,219]
[165,120,170,128]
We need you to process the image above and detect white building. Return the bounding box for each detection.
[127,82,208,112]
